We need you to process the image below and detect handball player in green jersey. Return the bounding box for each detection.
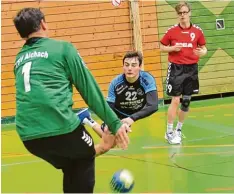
[13,8,130,193]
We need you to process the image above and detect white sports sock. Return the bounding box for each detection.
[83,118,97,128]
[176,122,183,131]
[167,123,173,133]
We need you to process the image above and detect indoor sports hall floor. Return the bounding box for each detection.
[2,97,234,193]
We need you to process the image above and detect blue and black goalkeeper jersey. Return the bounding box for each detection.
[106,71,158,121]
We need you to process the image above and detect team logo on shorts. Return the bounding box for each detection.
[81,131,93,147]
[166,63,172,93]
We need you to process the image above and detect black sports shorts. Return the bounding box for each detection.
[165,62,199,96]
[23,124,96,193]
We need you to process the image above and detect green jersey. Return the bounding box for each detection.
[14,37,122,141]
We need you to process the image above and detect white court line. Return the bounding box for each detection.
[2,160,42,167]
[143,133,234,148]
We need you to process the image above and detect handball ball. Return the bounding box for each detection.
[112,0,121,7]
[110,169,134,193]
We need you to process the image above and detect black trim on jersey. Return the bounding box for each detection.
[24,37,44,46]
[160,41,168,46]
[178,23,192,30]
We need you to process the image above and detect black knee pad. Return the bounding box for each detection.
[180,95,191,112]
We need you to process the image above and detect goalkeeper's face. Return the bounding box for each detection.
[123,57,141,79]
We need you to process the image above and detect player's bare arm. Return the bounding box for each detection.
[193,45,207,57]
[90,120,131,149]
[115,123,131,149]
[77,109,131,146]
[95,127,116,156]
[92,124,104,138]
[121,117,135,126]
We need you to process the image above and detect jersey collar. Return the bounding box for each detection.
[24,37,45,46]
[178,23,192,30]
[123,73,141,85]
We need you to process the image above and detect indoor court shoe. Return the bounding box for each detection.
[165,132,181,144]
[175,129,186,139]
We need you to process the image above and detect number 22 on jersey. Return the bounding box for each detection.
[22,61,32,92]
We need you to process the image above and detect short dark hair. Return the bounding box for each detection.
[123,51,143,66]
[13,8,45,38]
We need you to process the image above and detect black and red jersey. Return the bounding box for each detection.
[161,23,206,65]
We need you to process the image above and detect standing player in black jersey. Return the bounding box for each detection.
[78,51,159,137]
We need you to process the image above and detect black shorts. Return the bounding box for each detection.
[23,124,95,193]
[165,63,199,96]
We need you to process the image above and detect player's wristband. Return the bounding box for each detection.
[101,122,106,131]
[130,116,136,122]
[101,122,131,133]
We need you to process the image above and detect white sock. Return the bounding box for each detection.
[83,118,97,128]
[176,122,183,131]
[167,123,173,133]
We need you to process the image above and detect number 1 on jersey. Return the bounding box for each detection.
[22,61,32,92]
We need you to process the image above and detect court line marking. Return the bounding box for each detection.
[203,114,214,118]
[106,151,234,158]
[188,115,197,118]
[142,144,234,149]
[2,160,42,167]
[107,151,234,157]
[2,151,234,167]
[185,134,234,142]
[187,119,234,135]
[206,187,234,191]
[224,114,234,117]
[177,113,233,118]
[175,151,234,157]
[156,103,234,115]
[2,153,32,158]
[2,150,234,167]
[3,143,234,158]
[189,103,234,112]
